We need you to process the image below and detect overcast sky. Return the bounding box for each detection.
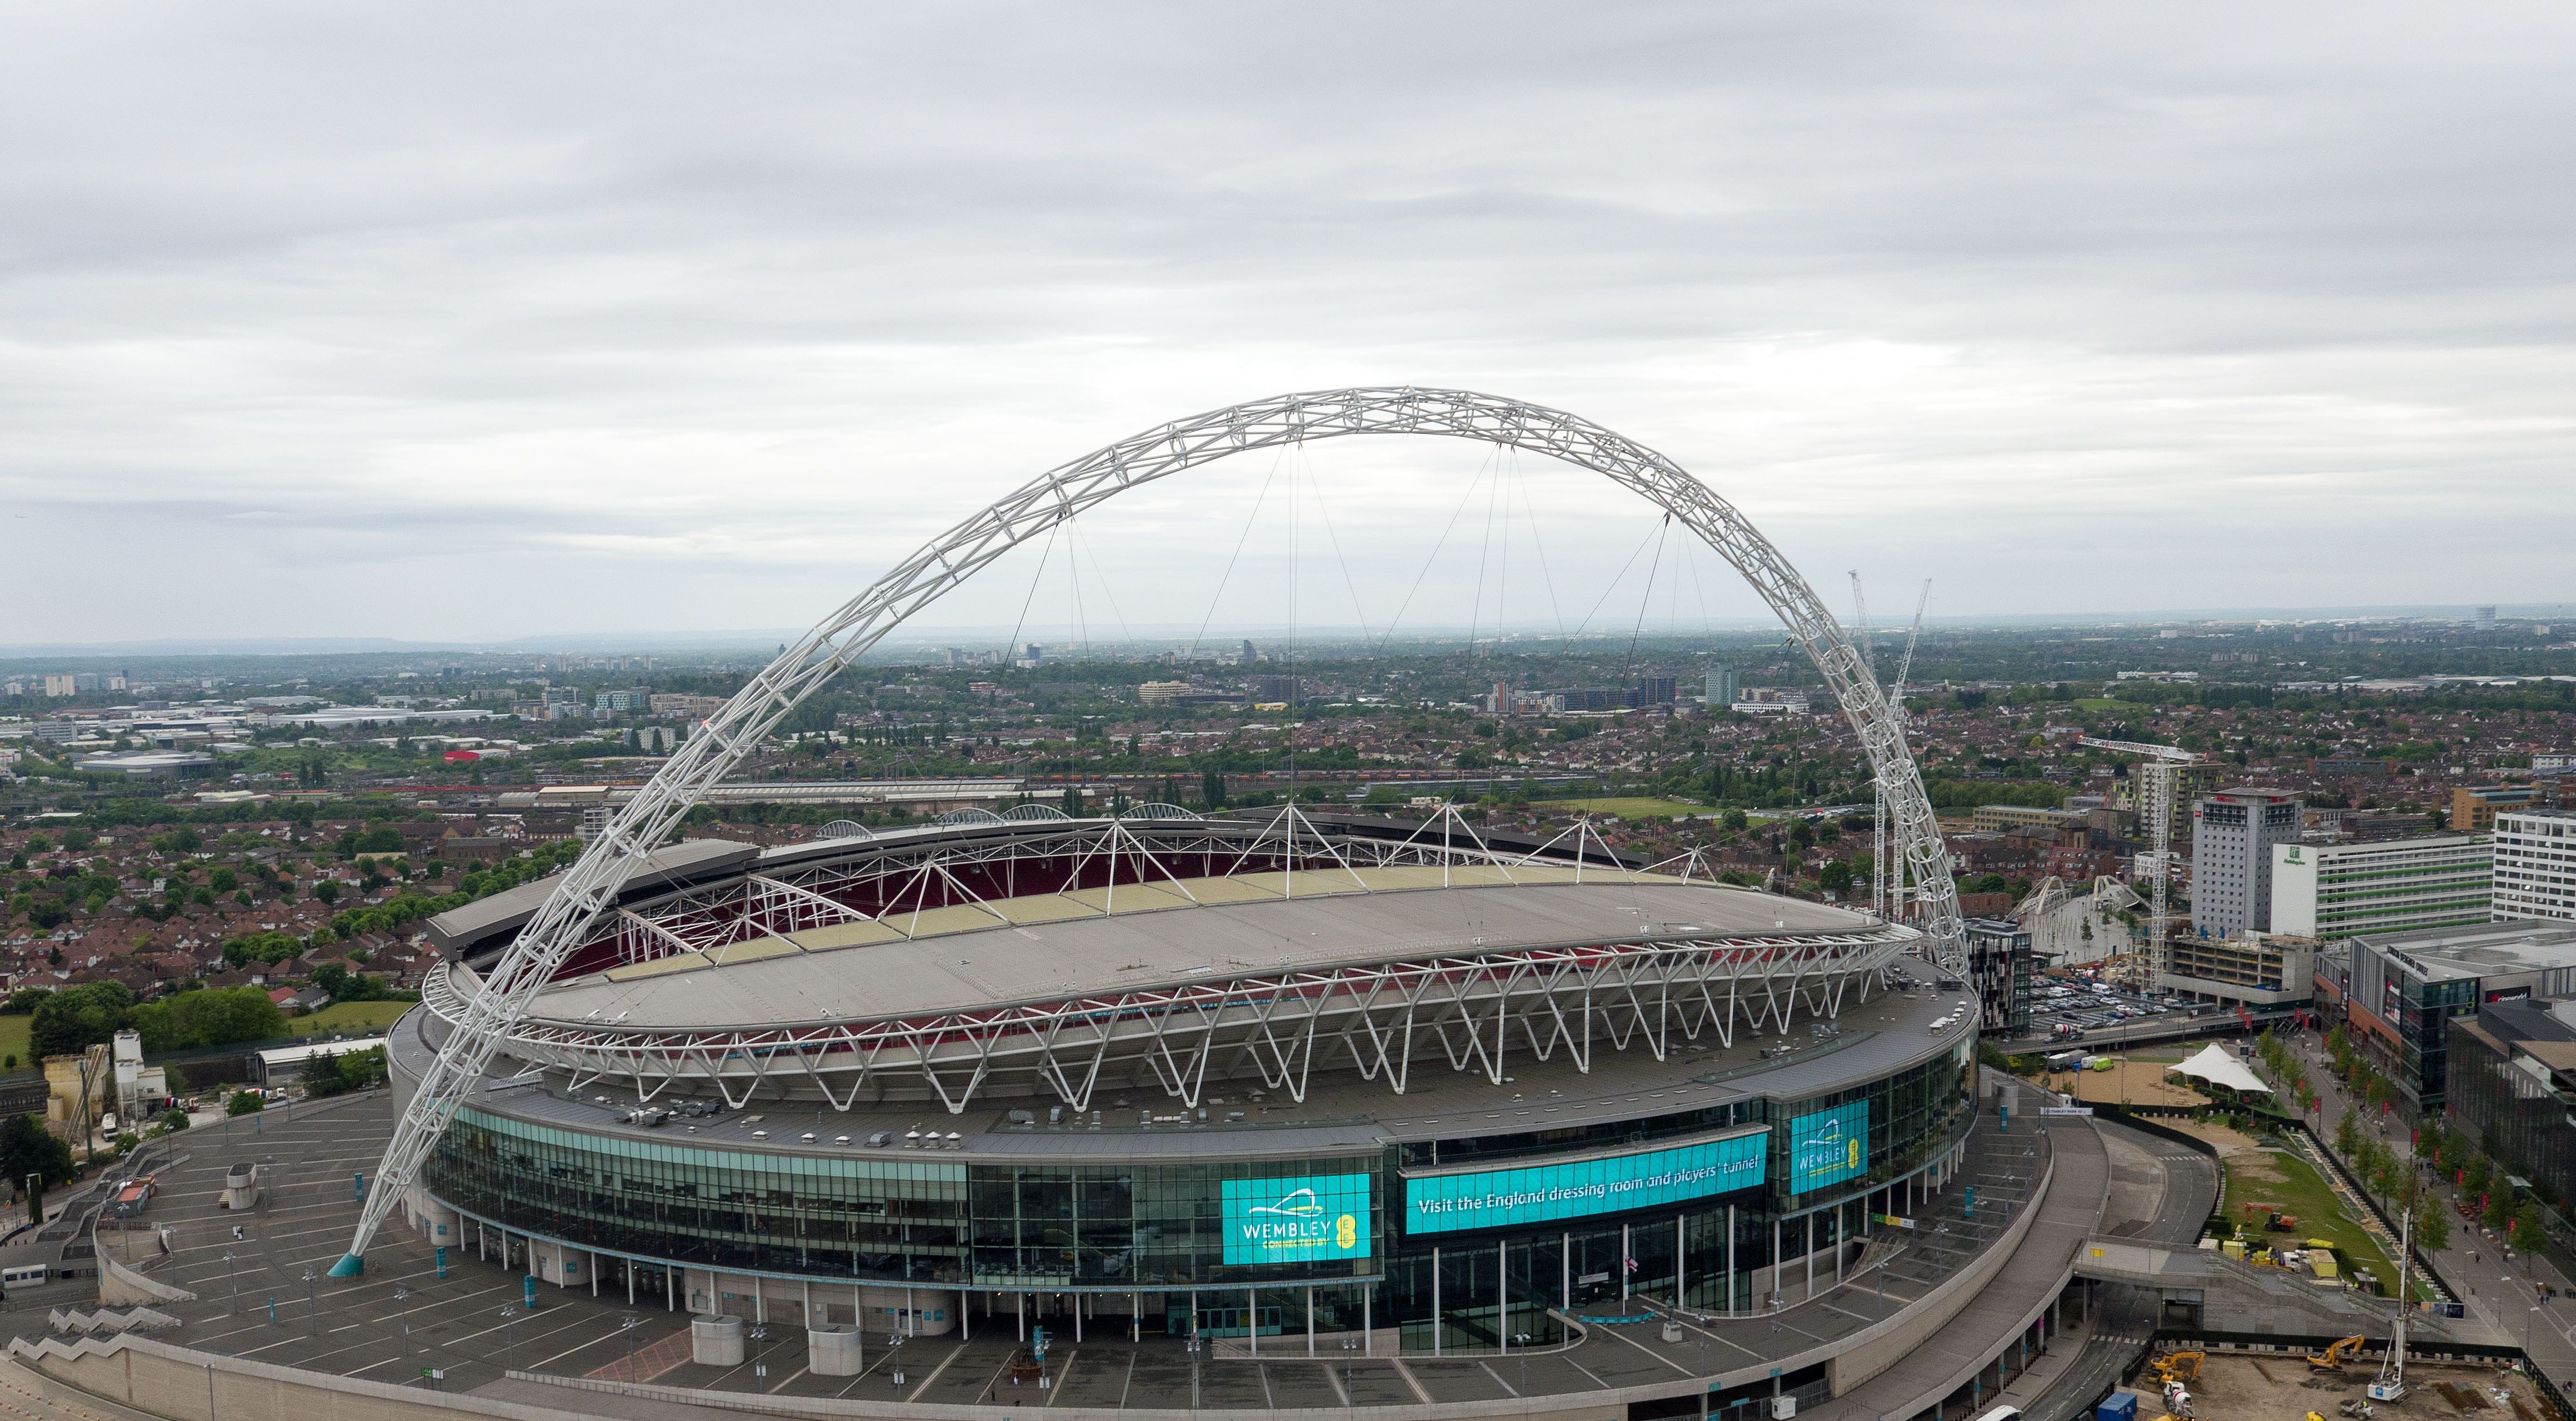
[6,3,2573,647]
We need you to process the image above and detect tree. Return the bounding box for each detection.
[301,1049,347,1097]
[2410,1191,2453,1253]
[125,987,288,1055]
[224,1091,264,1116]
[28,982,131,1059]
[0,1113,75,1189]
[155,1109,188,1133]
[2335,1110,2362,1158]
[2515,1201,2550,1255]
[2484,1190,2516,1233]
[2464,1153,2494,1197]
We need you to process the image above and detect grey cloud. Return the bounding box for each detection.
[2,2,2573,639]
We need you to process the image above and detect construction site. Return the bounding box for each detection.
[2125,1344,2548,1421]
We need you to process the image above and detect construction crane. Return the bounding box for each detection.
[2368,1211,2413,1402]
[2076,735,2202,981]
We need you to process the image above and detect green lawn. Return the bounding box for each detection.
[1533,797,1711,820]
[2073,697,2126,712]
[2221,1140,2419,1297]
[293,1001,417,1037]
[0,1013,28,1071]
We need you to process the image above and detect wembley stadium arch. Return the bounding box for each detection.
[336,387,1965,1275]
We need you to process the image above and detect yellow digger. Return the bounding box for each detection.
[2309,1334,2366,1370]
[2150,1350,2205,1384]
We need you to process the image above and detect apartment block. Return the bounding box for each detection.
[2494,808,2576,923]
[2270,835,2493,938]
[2189,787,2302,939]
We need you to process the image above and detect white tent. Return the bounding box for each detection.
[2166,1041,2272,1095]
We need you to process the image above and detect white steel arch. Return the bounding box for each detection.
[334,386,1962,1274]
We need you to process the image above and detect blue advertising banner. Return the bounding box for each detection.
[1220,1173,1374,1264]
[1788,1102,1868,1193]
[1403,1132,1767,1236]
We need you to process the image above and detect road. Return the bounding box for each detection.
[2264,1027,2576,1406]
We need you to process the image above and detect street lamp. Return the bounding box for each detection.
[1513,1331,1532,1398]
[500,1305,521,1372]
[1342,1337,1358,1416]
[222,1251,238,1315]
[300,1264,318,1335]
[889,1331,908,1389]
[620,1314,643,1377]
[748,1324,770,1382]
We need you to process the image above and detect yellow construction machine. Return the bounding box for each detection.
[2149,1350,2204,1384]
[2309,1334,2366,1369]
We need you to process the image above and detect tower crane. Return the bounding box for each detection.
[2077,735,2201,977]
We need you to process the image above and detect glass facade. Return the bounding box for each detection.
[427,1108,1380,1291]
[2447,1015,2576,1218]
[422,1044,1971,1347]
[2386,972,2479,1110]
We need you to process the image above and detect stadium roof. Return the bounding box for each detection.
[522,874,1882,1031]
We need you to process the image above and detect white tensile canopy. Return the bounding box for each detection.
[2166,1041,2272,1095]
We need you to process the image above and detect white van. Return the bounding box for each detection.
[1970,1407,2022,1421]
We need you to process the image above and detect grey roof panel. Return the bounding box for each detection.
[529,880,1886,1029]
[424,838,759,958]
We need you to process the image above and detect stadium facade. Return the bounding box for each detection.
[392,811,1978,1355]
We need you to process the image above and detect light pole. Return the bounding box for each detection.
[500,1305,520,1373]
[1342,1337,1358,1417]
[1188,1331,1203,1409]
[889,1331,908,1389]
[301,1264,318,1335]
[748,1324,770,1382]
[1513,1331,1531,1398]
[620,1313,642,1377]
[222,1251,238,1315]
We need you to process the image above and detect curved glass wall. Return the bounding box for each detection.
[421,1043,1969,1350]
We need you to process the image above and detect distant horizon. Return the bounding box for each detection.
[1,600,2566,664]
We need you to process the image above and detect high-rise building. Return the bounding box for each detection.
[1963,918,2032,1037]
[2189,787,2302,939]
[2270,835,2493,938]
[2493,808,2576,922]
[1705,666,1738,705]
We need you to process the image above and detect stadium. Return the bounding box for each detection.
[388,809,1987,1379]
[4,394,2176,1421]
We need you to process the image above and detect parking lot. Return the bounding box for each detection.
[2030,977,2185,1040]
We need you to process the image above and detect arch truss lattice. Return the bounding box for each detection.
[335,387,1962,1273]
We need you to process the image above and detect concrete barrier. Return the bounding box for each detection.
[692,1313,745,1366]
[8,1331,576,1421]
[808,1325,863,1376]
[96,1248,196,1309]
